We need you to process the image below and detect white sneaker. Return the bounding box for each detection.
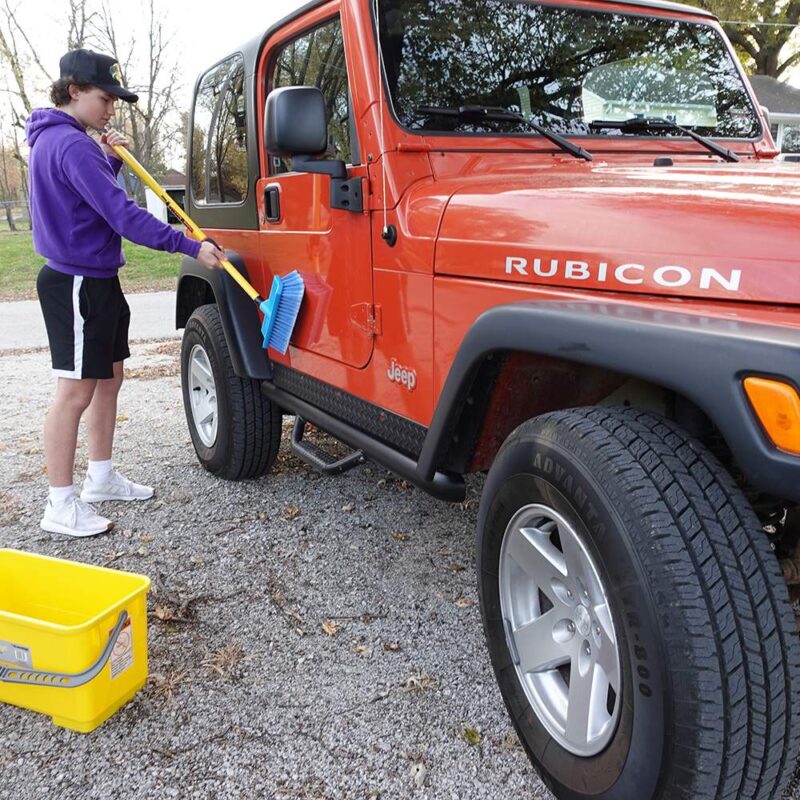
[80,470,155,503]
[40,496,113,538]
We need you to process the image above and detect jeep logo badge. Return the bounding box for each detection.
[387,359,417,391]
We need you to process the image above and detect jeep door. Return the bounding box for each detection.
[257,7,373,370]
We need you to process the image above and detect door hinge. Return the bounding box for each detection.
[350,303,382,337]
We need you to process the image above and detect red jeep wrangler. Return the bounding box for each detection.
[176,0,800,796]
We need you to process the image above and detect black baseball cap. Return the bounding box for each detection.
[59,49,139,103]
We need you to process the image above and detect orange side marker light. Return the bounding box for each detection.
[744,377,800,455]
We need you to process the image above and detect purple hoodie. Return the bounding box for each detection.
[25,108,202,278]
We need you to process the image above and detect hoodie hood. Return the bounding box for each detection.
[25,107,84,148]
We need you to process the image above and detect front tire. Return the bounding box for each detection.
[180,304,281,480]
[477,407,800,800]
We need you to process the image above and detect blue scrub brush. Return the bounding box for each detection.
[259,271,305,353]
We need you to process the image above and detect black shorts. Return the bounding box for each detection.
[36,265,130,380]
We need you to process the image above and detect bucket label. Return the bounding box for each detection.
[0,640,32,669]
[109,618,134,680]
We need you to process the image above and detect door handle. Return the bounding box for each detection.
[264,184,281,223]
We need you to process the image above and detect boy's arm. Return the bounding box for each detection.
[106,152,124,177]
[61,138,201,259]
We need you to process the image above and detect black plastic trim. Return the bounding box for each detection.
[271,364,427,458]
[260,381,465,502]
[331,177,364,212]
[418,300,800,504]
[175,250,272,381]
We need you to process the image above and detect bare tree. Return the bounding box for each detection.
[89,0,183,202]
[0,0,97,228]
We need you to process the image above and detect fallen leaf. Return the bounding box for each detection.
[462,726,481,746]
[116,415,129,422]
[352,644,373,658]
[283,505,301,520]
[391,531,409,542]
[447,562,466,572]
[411,763,427,788]
[139,533,155,543]
[321,620,340,637]
[383,641,401,652]
[341,503,354,512]
[454,595,476,608]
[401,669,438,693]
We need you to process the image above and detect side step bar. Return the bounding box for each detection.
[260,381,465,503]
[291,417,365,475]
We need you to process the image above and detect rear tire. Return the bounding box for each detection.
[477,407,800,800]
[180,304,281,480]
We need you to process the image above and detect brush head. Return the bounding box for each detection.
[259,271,304,353]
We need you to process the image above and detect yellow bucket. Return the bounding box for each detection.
[0,549,151,733]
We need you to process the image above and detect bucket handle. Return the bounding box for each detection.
[0,610,128,689]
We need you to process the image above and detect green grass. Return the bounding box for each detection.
[0,229,185,301]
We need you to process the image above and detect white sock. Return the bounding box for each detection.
[87,459,114,483]
[49,485,75,505]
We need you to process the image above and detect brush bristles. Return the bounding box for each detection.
[262,271,304,353]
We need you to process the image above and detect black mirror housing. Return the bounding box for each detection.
[265,86,327,156]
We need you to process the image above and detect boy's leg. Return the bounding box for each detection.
[44,376,97,487]
[80,353,153,503]
[85,360,124,462]
[41,375,113,538]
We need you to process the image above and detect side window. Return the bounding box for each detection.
[270,17,353,174]
[191,55,248,204]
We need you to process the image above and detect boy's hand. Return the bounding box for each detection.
[197,240,226,270]
[99,128,130,158]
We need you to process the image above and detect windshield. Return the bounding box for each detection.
[376,0,761,139]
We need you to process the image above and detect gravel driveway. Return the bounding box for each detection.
[2,340,800,800]
[0,340,550,800]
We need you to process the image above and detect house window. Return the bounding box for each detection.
[192,55,249,204]
[782,124,800,153]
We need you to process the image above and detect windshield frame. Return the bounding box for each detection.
[370,0,765,147]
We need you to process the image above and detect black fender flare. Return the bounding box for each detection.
[417,299,800,504]
[175,250,272,381]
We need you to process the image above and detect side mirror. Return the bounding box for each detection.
[265,86,346,179]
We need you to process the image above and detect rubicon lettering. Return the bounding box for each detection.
[504,256,742,292]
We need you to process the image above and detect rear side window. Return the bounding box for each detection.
[270,17,354,174]
[191,55,249,204]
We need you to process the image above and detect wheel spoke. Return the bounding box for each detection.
[198,410,215,426]
[565,661,603,747]
[506,526,567,591]
[193,358,213,382]
[513,610,572,673]
[559,522,590,584]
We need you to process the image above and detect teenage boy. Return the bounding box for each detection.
[25,48,224,537]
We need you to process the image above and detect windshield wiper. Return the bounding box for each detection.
[416,105,593,161]
[590,117,739,163]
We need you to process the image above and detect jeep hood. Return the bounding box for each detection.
[434,161,800,305]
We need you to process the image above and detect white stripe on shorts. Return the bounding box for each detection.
[52,275,84,380]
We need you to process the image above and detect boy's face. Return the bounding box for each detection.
[68,85,117,132]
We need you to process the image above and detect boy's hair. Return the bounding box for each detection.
[49,77,93,107]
